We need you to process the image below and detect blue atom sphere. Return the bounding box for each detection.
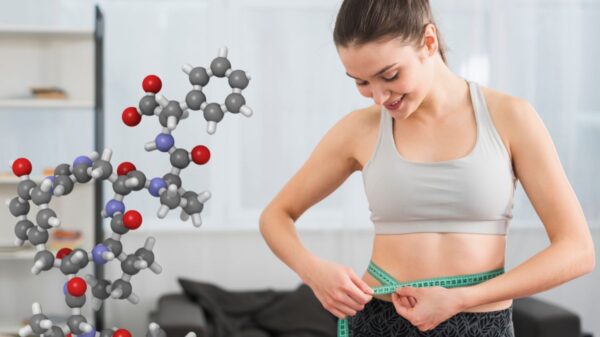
[105,199,125,217]
[73,155,93,168]
[92,244,109,264]
[78,328,97,337]
[148,177,167,197]
[155,133,175,152]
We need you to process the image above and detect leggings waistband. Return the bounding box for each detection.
[337,261,505,337]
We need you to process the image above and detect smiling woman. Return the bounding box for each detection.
[259,0,595,336]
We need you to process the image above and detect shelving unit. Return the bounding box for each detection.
[0,24,94,107]
[0,5,102,334]
[0,320,24,336]
[0,247,36,261]
[0,176,43,185]
[0,25,93,37]
[0,99,94,109]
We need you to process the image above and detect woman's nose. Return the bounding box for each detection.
[372,86,390,105]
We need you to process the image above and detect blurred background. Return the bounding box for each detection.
[0,0,598,336]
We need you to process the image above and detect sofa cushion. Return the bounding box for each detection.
[253,283,337,336]
[178,278,336,337]
[513,297,581,337]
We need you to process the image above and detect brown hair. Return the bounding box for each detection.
[333,0,448,64]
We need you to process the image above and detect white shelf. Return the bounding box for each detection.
[0,176,20,184]
[0,25,93,38]
[0,320,22,335]
[0,248,36,260]
[0,99,94,109]
[0,176,43,185]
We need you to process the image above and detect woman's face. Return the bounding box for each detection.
[337,34,436,119]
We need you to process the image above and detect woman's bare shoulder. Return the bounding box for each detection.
[340,104,381,171]
[345,104,381,131]
[479,85,534,160]
[325,104,379,147]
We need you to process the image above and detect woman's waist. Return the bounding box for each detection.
[364,258,506,286]
[372,219,511,236]
[365,259,503,289]
[371,232,506,276]
[360,258,507,309]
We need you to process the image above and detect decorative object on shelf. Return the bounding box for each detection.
[31,87,67,100]
[5,47,252,337]
[47,229,83,251]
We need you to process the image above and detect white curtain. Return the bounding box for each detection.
[98,0,599,231]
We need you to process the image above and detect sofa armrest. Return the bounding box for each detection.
[149,293,209,337]
[513,297,581,337]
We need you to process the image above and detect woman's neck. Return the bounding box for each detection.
[412,60,469,123]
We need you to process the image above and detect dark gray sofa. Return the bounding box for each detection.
[149,291,591,337]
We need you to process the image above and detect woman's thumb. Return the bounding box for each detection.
[348,268,374,295]
[393,295,412,318]
[396,286,416,296]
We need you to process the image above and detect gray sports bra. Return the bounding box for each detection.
[362,80,517,235]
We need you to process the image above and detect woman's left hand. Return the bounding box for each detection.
[391,286,466,332]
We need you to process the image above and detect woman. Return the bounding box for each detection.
[259,0,595,336]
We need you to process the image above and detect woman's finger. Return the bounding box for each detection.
[330,307,346,319]
[341,291,366,311]
[348,269,374,297]
[336,301,359,317]
[399,295,412,308]
[391,294,412,318]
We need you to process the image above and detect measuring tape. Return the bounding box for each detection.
[337,262,505,337]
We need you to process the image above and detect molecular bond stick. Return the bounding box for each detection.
[7,46,252,337]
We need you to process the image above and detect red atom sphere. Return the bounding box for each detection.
[142,75,162,93]
[56,247,73,259]
[12,158,32,177]
[191,145,211,165]
[123,210,142,230]
[67,277,87,297]
[67,334,72,337]
[117,162,137,176]
[113,329,132,337]
[122,107,142,127]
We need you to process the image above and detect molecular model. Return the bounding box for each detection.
[6,47,252,337]
[122,46,253,135]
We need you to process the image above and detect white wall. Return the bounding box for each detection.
[99,1,600,335]
[96,0,600,231]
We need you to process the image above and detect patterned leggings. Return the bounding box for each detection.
[347,297,515,337]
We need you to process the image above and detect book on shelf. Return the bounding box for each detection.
[31,87,67,100]
[47,228,83,251]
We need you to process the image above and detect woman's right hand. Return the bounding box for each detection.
[395,292,417,309]
[301,258,374,319]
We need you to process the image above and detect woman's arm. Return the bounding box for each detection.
[259,108,366,279]
[259,108,377,319]
[458,98,595,310]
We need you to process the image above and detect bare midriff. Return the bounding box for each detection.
[361,232,513,312]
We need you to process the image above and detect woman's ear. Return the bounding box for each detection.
[422,23,438,57]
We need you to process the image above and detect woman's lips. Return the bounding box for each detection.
[384,95,405,111]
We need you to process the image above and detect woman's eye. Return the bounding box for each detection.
[356,81,368,87]
[383,73,399,82]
